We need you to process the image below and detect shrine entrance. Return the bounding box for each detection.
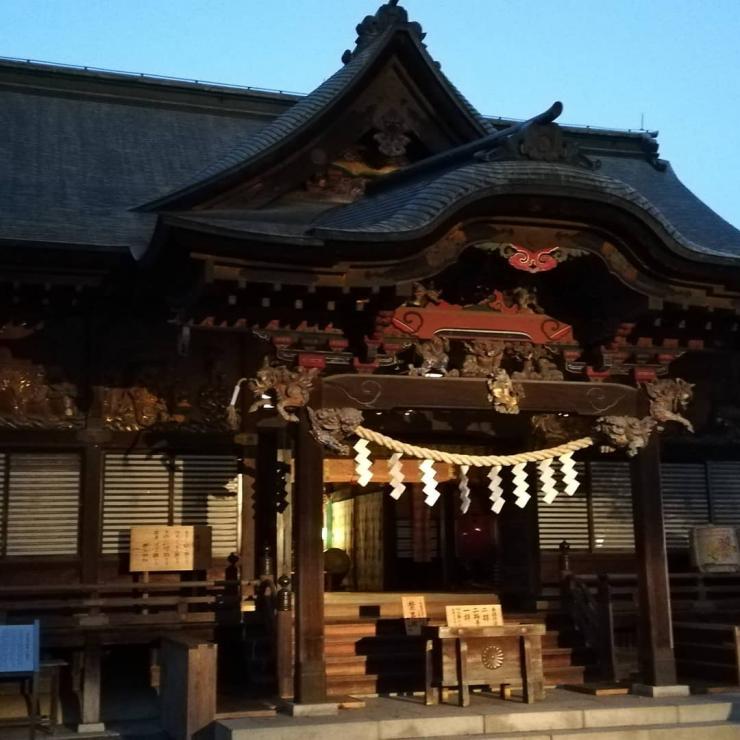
[323,445,539,606]
[247,367,689,703]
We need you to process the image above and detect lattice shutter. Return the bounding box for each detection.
[102,453,170,554]
[537,462,589,549]
[0,453,6,554]
[708,462,740,526]
[590,461,635,550]
[6,453,81,556]
[661,463,709,549]
[173,455,238,557]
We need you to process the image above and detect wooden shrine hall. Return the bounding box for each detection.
[3,0,740,732]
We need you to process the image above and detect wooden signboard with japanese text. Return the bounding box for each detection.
[402,595,428,635]
[445,604,504,628]
[130,525,212,573]
[401,595,428,619]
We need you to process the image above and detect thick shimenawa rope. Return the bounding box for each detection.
[354,425,594,467]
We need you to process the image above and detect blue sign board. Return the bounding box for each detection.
[0,621,40,674]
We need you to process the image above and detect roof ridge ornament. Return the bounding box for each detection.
[474,101,601,170]
[342,0,427,64]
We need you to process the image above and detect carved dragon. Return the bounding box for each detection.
[308,407,364,455]
[248,359,319,422]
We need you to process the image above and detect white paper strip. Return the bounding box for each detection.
[559,452,580,496]
[388,452,405,500]
[353,438,372,487]
[458,464,471,514]
[488,465,504,513]
[538,458,558,504]
[511,462,531,508]
[420,459,440,507]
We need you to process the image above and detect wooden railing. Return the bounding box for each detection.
[673,622,740,685]
[0,579,254,640]
[559,563,740,684]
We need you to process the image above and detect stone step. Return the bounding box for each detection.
[216,696,740,740]
[434,722,740,739]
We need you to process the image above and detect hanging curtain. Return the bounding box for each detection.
[411,484,434,563]
[353,490,384,591]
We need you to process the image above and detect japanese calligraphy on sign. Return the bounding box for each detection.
[445,604,503,628]
[401,595,428,635]
[129,525,212,572]
[0,622,39,674]
[401,595,428,619]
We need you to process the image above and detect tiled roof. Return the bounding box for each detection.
[0,85,268,254]
[142,27,494,208]
[310,157,740,260]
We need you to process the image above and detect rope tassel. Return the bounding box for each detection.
[559,452,580,496]
[458,464,471,514]
[488,465,504,514]
[388,452,405,500]
[511,462,531,509]
[354,438,373,487]
[539,458,558,504]
[419,459,440,507]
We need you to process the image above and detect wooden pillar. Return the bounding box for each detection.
[238,460,257,581]
[440,482,456,589]
[79,441,104,583]
[631,435,677,685]
[77,639,104,733]
[293,408,327,703]
[255,423,279,573]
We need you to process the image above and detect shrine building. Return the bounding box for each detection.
[2,0,740,734]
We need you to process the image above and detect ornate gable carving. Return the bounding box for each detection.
[342,0,426,63]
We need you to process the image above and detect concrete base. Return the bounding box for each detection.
[278,700,339,717]
[76,722,106,734]
[632,683,691,698]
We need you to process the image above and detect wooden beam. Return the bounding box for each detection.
[319,375,638,416]
[293,408,327,703]
[631,434,677,685]
[324,458,454,484]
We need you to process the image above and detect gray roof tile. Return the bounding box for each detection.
[311,158,740,261]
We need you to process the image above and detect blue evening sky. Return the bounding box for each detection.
[1,0,738,229]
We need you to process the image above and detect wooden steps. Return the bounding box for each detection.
[322,593,593,697]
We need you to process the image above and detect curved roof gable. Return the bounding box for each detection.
[138,1,494,212]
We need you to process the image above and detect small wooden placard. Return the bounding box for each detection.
[401,595,428,619]
[445,604,504,628]
[130,525,212,572]
[402,595,427,635]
